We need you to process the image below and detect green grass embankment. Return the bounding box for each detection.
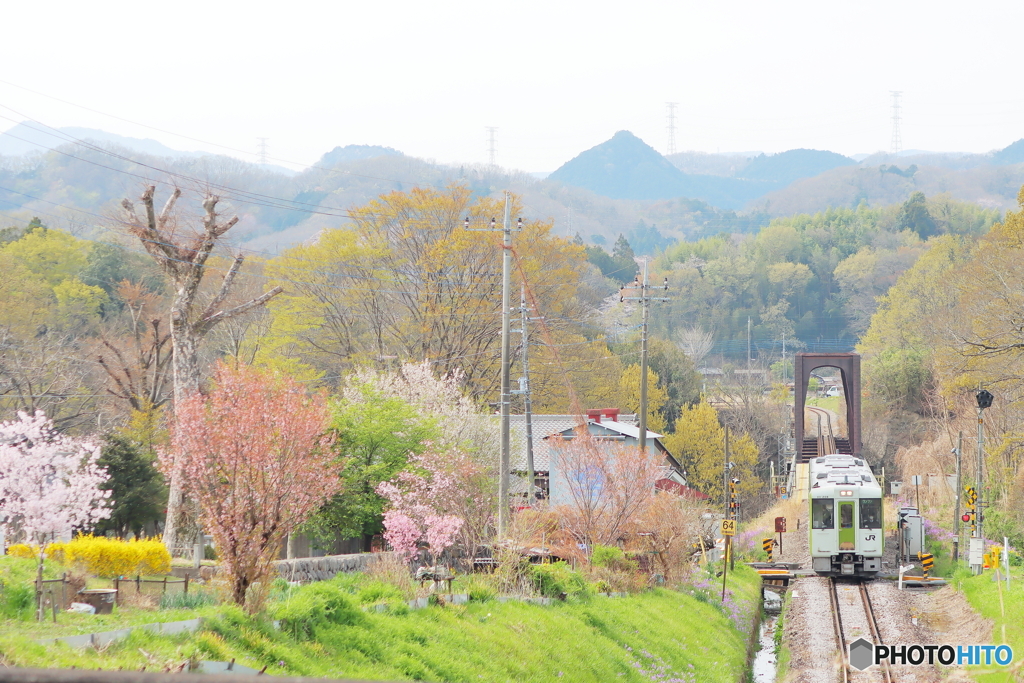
[953,564,1024,682]
[1,564,764,683]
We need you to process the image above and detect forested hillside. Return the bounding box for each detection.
[856,187,1024,547]
[609,193,1001,355]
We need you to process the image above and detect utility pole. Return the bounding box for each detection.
[619,259,669,450]
[466,195,520,534]
[512,285,536,506]
[498,196,513,535]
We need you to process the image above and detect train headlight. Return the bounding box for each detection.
[839,490,853,496]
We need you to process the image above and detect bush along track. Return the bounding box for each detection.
[0,566,763,683]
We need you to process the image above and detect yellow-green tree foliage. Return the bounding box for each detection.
[858,234,972,408]
[661,400,759,503]
[0,227,109,422]
[260,184,599,402]
[618,364,667,433]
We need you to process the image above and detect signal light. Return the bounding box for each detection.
[962,514,972,522]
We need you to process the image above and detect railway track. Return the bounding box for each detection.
[829,578,893,683]
[807,406,837,457]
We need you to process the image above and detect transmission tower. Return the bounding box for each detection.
[256,137,269,165]
[666,102,679,155]
[486,127,498,166]
[889,92,902,156]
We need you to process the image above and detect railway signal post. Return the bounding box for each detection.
[775,516,786,557]
[953,431,962,561]
[975,388,993,558]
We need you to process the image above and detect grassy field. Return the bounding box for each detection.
[953,564,1024,682]
[0,563,764,682]
[805,396,843,413]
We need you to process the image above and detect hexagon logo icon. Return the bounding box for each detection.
[849,637,874,670]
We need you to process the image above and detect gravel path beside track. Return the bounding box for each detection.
[783,576,841,683]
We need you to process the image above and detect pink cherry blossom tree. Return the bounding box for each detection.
[0,411,110,546]
[170,363,338,609]
[377,447,493,563]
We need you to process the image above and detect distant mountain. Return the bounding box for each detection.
[992,139,1024,165]
[0,121,202,158]
[738,149,856,185]
[548,131,779,209]
[548,131,689,201]
[318,144,403,167]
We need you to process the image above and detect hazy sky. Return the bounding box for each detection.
[2,0,1022,172]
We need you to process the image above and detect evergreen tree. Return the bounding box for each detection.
[94,434,166,538]
[898,192,937,238]
[611,234,638,280]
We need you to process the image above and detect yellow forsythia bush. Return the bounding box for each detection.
[55,536,171,578]
[6,543,40,559]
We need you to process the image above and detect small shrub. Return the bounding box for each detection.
[590,545,638,572]
[464,576,497,602]
[366,553,415,598]
[530,561,590,599]
[51,536,171,578]
[194,631,231,660]
[271,582,362,638]
[356,580,405,605]
[160,588,219,610]
[6,544,38,560]
[0,582,34,619]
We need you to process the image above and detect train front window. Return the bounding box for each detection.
[840,503,853,529]
[812,499,834,529]
[860,499,882,529]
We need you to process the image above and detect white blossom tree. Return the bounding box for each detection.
[0,411,110,546]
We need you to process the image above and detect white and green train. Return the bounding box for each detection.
[809,454,884,577]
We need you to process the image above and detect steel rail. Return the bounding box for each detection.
[808,406,837,456]
[858,582,894,683]
[828,578,850,683]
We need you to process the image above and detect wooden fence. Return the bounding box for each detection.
[112,574,191,601]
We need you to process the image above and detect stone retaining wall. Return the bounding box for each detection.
[273,552,389,582]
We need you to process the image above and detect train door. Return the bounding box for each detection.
[838,501,855,550]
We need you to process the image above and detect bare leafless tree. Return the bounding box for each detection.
[675,325,714,368]
[97,280,173,413]
[120,186,283,553]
